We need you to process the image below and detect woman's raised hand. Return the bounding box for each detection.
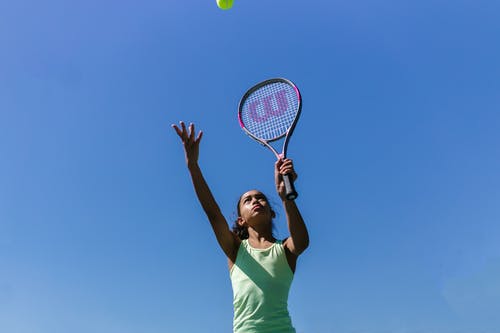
[172,121,203,167]
[274,157,298,200]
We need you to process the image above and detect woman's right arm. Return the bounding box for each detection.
[172,122,240,261]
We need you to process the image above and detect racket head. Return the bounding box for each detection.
[238,78,302,200]
[238,78,302,154]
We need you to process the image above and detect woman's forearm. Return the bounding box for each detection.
[283,200,309,254]
[188,162,223,221]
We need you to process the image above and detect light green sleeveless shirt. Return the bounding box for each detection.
[229,239,296,333]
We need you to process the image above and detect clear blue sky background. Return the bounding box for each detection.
[1,0,500,332]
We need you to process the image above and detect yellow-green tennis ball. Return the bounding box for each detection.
[217,0,233,10]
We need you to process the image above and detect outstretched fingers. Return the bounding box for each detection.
[189,123,195,142]
[172,121,189,140]
[172,121,204,166]
[171,123,183,138]
[196,130,203,143]
[172,121,203,145]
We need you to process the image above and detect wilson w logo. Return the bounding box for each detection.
[248,89,289,123]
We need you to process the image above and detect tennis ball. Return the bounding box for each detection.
[217,0,233,10]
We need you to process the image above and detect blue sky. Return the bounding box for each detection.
[1,0,500,332]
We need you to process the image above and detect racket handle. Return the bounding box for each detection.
[283,173,298,201]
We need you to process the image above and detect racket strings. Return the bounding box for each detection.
[240,82,299,141]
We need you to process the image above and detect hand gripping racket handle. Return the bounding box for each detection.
[283,173,298,201]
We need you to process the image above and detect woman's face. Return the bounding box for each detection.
[238,190,274,226]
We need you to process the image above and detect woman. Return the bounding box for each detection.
[172,121,309,333]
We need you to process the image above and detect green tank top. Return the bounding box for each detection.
[229,239,296,333]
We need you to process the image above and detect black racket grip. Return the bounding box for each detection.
[283,173,298,201]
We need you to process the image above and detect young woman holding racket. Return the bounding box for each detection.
[172,121,309,333]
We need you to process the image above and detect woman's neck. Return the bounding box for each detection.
[247,227,275,248]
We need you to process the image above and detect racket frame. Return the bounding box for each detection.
[238,77,302,200]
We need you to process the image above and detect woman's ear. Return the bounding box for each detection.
[237,217,246,226]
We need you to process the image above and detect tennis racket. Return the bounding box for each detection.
[238,78,302,201]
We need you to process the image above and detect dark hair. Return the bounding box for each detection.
[231,191,276,240]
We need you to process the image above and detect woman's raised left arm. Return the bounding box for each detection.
[275,158,309,255]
